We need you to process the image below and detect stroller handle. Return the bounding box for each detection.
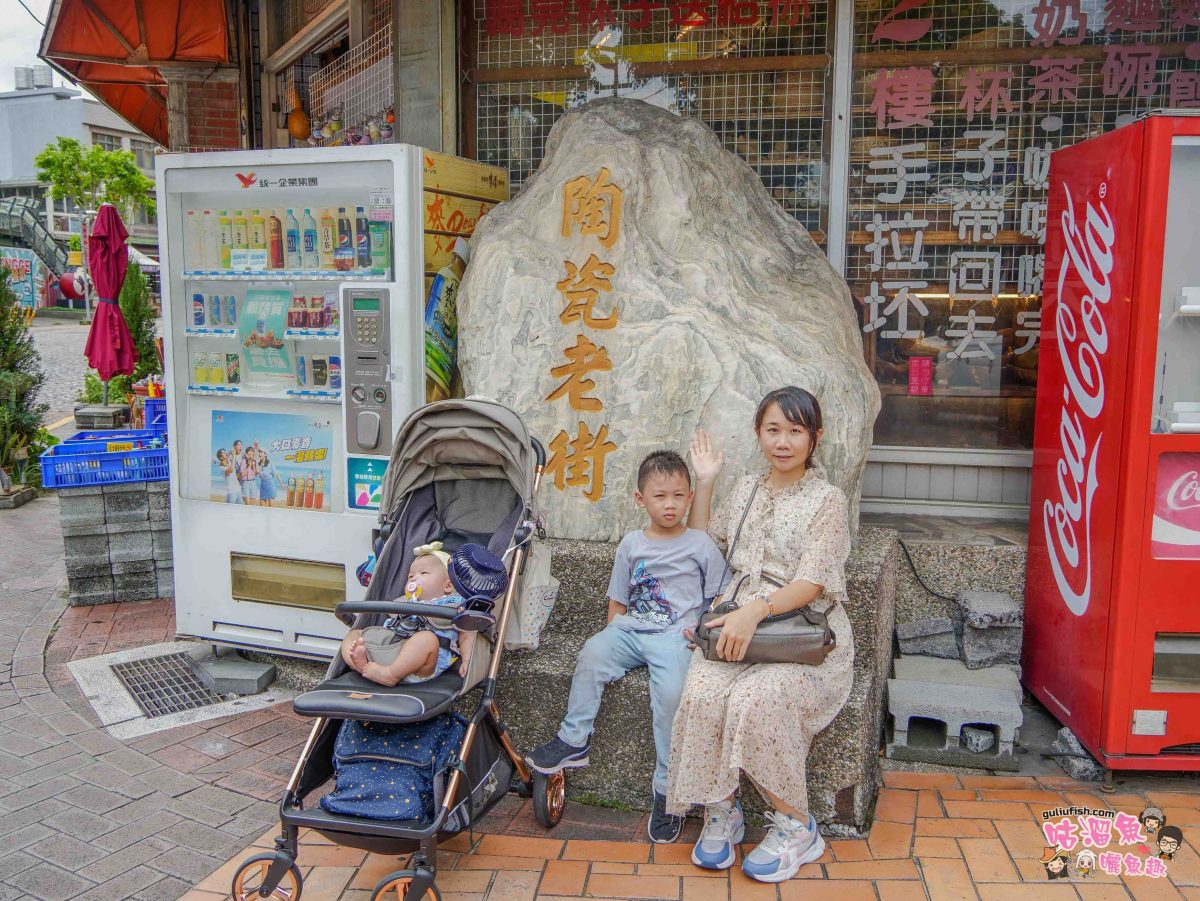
[531,436,546,468]
[334,600,459,627]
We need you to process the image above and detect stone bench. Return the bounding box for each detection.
[495,527,899,835]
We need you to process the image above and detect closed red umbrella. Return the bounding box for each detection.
[83,203,137,388]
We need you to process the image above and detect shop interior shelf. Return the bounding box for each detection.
[187,384,341,403]
[283,328,341,339]
[183,269,389,281]
[185,327,239,337]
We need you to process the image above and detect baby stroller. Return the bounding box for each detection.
[231,399,561,901]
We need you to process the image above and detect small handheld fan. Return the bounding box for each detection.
[448,543,509,632]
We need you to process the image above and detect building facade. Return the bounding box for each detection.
[0,80,160,254]
[45,0,1200,518]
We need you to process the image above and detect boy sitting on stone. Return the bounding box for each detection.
[526,450,727,843]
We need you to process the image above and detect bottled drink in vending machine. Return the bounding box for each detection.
[301,209,320,268]
[335,207,354,271]
[285,209,301,269]
[267,210,285,269]
[224,295,238,326]
[355,206,371,268]
[218,211,234,268]
[369,221,390,271]
[185,210,203,267]
[319,208,336,270]
[249,209,267,250]
[286,477,297,506]
[303,476,315,508]
[202,210,220,268]
[232,210,249,250]
[314,475,325,510]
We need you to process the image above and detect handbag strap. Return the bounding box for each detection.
[699,481,760,623]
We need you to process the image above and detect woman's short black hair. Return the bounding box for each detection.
[754,386,823,466]
[638,450,691,491]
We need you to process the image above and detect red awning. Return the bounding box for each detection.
[39,0,231,147]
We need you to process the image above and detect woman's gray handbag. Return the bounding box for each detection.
[695,483,836,666]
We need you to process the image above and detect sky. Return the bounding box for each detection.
[0,0,56,92]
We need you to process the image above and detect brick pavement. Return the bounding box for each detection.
[183,773,1200,901]
[0,494,302,901]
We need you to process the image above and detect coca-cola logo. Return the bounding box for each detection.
[1167,470,1200,512]
[1042,182,1116,617]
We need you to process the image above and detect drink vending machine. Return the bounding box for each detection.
[1024,113,1200,771]
[156,145,506,658]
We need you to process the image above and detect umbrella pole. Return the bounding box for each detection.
[101,379,109,406]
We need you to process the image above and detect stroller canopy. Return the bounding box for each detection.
[380,398,538,515]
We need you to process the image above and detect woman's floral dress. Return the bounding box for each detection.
[666,468,854,817]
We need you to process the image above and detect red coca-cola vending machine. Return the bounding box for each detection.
[1025,113,1200,772]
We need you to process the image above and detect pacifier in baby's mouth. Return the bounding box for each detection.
[404,577,423,600]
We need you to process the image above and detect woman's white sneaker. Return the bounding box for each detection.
[741,811,825,883]
[690,800,745,870]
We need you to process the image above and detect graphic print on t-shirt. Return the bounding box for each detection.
[626,559,673,627]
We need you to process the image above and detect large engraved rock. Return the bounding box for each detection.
[459,98,879,542]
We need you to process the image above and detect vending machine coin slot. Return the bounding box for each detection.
[344,288,393,456]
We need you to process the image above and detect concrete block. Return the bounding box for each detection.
[957,590,1023,670]
[62,533,110,563]
[1050,727,1105,781]
[111,558,155,575]
[69,589,116,607]
[58,491,105,520]
[148,491,171,523]
[187,647,276,695]
[106,530,155,564]
[147,480,169,495]
[102,489,150,525]
[962,725,996,754]
[155,565,174,598]
[151,530,173,563]
[113,570,158,601]
[106,519,152,535]
[886,669,1022,771]
[58,485,104,497]
[65,557,110,579]
[896,542,1026,625]
[893,656,1022,706]
[59,518,109,537]
[896,616,959,659]
[68,574,115,607]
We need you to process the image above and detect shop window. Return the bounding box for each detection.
[467,0,833,241]
[848,0,1200,450]
[92,132,123,152]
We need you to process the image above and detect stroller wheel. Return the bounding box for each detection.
[371,870,441,901]
[231,852,302,900]
[532,770,566,827]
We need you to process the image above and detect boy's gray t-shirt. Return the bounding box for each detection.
[607,528,729,634]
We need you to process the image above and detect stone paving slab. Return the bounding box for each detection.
[0,496,299,901]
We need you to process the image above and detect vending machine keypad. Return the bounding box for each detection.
[344,288,392,456]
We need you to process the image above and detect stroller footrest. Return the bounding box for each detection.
[293,670,463,723]
[283,803,430,839]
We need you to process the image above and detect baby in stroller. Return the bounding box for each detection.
[340,539,508,687]
[340,541,475,685]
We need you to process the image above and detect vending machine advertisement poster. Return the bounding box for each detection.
[210,410,333,511]
[347,456,387,511]
[238,287,292,377]
[1151,453,1200,560]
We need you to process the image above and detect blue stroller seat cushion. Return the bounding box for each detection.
[320,714,467,822]
[293,669,464,723]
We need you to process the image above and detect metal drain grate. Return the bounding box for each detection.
[111,652,221,718]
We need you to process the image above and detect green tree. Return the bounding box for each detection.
[0,266,48,485]
[78,261,160,404]
[34,137,155,222]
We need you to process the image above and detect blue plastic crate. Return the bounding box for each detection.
[56,430,166,455]
[40,444,169,489]
[144,397,167,433]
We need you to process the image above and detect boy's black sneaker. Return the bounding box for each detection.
[648,791,684,844]
[526,736,590,774]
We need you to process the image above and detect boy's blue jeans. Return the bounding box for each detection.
[557,624,693,796]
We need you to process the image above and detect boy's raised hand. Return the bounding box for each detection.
[689,429,725,483]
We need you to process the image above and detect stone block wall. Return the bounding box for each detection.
[59,482,174,605]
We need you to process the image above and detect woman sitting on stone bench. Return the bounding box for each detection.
[667,386,854,884]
